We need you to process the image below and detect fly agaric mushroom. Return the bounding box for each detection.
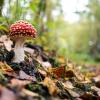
[9,20,37,63]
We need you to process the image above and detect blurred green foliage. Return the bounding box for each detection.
[0,0,100,64]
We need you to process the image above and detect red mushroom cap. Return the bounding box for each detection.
[9,20,37,39]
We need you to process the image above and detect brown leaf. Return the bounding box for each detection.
[51,66,78,79]
[42,77,59,96]
[0,62,14,72]
[18,70,36,81]
[62,81,74,89]
[0,62,17,77]
[38,69,47,77]
[52,66,66,78]
[65,69,76,78]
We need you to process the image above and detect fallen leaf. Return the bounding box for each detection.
[42,77,59,96]
[38,69,47,77]
[65,69,76,78]
[0,35,13,51]
[0,85,16,100]
[51,66,79,79]
[37,59,52,70]
[0,62,17,77]
[93,75,100,83]
[19,70,36,81]
[0,62,14,72]
[22,88,39,97]
[62,81,74,89]
[66,89,80,98]
[91,86,100,96]
[10,78,31,86]
[80,92,100,100]
[52,66,66,78]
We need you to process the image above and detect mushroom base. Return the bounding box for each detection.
[13,46,25,63]
[12,38,25,63]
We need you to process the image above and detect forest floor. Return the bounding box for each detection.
[0,35,100,100]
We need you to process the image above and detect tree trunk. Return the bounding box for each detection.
[0,0,4,16]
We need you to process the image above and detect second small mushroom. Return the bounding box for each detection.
[9,20,37,63]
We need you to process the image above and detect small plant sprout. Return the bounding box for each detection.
[9,20,37,63]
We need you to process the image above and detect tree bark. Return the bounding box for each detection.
[0,0,4,16]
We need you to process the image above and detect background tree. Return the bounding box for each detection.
[0,0,100,63]
[0,0,4,16]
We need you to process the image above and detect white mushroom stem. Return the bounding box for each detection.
[13,38,25,63]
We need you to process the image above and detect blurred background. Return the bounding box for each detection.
[0,0,100,64]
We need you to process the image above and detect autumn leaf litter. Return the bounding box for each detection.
[0,35,100,100]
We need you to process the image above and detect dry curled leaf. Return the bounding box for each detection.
[66,89,80,98]
[0,35,13,51]
[91,86,100,96]
[65,69,76,78]
[38,69,47,77]
[0,62,14,72]
[42,77,59,96]
[51,66,80,79]
[0,62,17,77]
[37,59,52,70]
[19,70,36,81]
[62,81,74,89]
[52,66,66,78]
[93,75,100,83]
